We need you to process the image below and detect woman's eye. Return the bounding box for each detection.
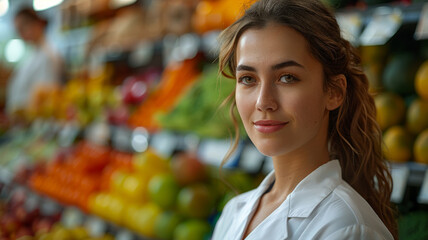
[238,76,256,85]
[279,74,299,83]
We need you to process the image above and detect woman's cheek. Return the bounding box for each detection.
[295,96,326,127]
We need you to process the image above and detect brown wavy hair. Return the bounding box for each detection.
[218,0,397,238]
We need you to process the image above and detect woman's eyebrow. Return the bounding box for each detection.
[272,60,305,70]
[236,60,305,72]
[236,64,256,72]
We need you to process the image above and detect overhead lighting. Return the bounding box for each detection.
[0,0,9,17]
[5,39,25,63]
[110,0,137,9]
[33,0,64,11]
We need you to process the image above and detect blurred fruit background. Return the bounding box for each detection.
[1,0,428,239]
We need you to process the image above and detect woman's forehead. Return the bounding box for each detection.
[235,23,315,68]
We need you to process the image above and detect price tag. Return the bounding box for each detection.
[197,139,241,167]
[415,3,428,40]
[129,41,155,67]
[336,12,363,46]
[360,7,402,46]
[175,133,200,152]
[31,119,43,133]
[30,119,45,137]
[57,122,80,147]
[43,120,61,141]
[262,157,274,175]
[390,165,409,203]
[84,121,111,146]
[131,127,149,153]
[85,216,107,238]
[116,229,135,240]
[150,131,177,158]
[61,207,85,229]
[169,33,200,63]
[240,143,264,173]
[0,167,13,184]
[40,198,62,216]
[7,154,30,175]
[201,30,221,58]
[112,126,133,152]
[417,171,428,204]
[24,192,40,212]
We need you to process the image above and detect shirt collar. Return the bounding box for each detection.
[233,160,342,240]
[288,159,342,217]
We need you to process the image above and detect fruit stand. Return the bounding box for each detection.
[1,0,428,239]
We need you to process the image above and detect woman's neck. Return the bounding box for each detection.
[269,145,330,200]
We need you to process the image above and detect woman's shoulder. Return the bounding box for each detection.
[330,181,380,222]
[310,180,393,239]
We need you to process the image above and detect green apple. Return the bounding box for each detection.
[174,219,212,240]
[148,173,180,210]
[154,211,183,240]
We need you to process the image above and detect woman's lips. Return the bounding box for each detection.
[253,120,288,133]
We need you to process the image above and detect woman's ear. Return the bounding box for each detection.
[326,74,347,111]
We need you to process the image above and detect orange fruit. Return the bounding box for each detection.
[406,98,428,135]
[221,0,256,26]
[382,125,413,163]
[415,61,428,100]
[192,1,217,34]
[375,92,406,131]
[414,129,428,164]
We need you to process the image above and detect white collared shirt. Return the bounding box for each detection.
[212,160,394,240]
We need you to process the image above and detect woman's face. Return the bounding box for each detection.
[235,22,332,158]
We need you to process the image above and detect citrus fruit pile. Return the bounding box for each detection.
[371,51,428,164]
[84,149,245,240]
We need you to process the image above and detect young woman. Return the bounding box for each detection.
[212,0,397,239]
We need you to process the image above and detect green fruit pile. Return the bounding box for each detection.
[157,64,243,139]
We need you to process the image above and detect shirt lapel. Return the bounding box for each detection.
[287,160,342,218]
[235,171,290,240]
[232,160,342,240]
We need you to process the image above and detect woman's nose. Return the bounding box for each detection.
[256,83,278,112]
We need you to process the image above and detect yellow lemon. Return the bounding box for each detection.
[383,125,413,163]
[406,98,428,135]
[375,92,406,131]
[414,129,428,164]
[416,61,428,100]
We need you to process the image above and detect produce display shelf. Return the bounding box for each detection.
[0,177,157,240]
[337,1,425,25]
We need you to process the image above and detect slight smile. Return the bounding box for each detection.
[253,120,288,133]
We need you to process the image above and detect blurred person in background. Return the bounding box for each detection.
[6,7,63,119]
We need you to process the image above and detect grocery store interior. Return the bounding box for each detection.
[0,0,428,239]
